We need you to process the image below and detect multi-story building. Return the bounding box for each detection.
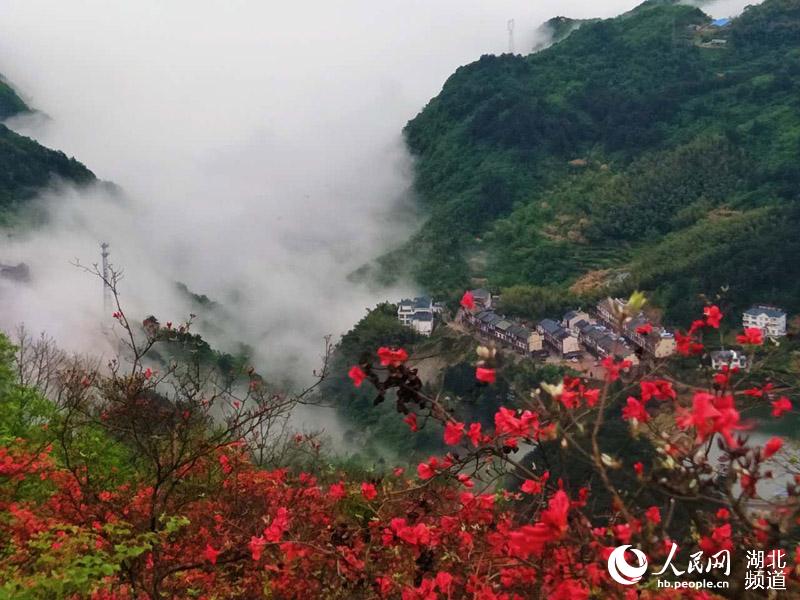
[578,324,639,365]
[595,298,675,358]
[563,309,592,335]
[538,319,581,357]
[468,288,493,310]
[397,296,435,336]
[626,315,676,358]
[508,323,544,354]
[463,309,543,356]
[742,305,787,338]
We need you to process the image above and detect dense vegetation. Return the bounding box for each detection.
[3,298,798,597]
[0,77,28,120]
[390,0,800,323]
[0,77,95,220]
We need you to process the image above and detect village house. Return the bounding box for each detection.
[397,296,435,336]
[742,305,787,338]
[710,349,748,371]
[508,323,544,355]
[578,324,639,365]
[538,319,580,358]
[464,309,543,356]
[626,315,677,358]
[596,298,676,358]
[468,288,493,310]
[563,309,592,335]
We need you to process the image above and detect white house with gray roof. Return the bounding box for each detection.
[742,305,787,338]
[397,296,435,336]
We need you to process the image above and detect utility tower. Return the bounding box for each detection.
[100,242,111,315]
[507,19,515,54]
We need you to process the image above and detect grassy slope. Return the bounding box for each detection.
[395,0,800,323]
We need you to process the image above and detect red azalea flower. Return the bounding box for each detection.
[460,290,475,311]
[704,305,723,328]
[467,422,482,447]
[583,387,600,407]
[645,506,661,525]
[376,577,392,595]
[688,319,706,335]
[203,543,221,565]
[417,457,438,480]
[348,365,366,387]
[475,367,496,384]
[249,536,267,561]
[403,413,418,432]
[737,327,763,346]
[640,380,676,402]
[635,323,653,335]
[771,396,792,418]
[622,397,649,423]
[435,571,453,594]
[675,331,704,356]
[521,473,548,495]
[377,347,409,367]
[559,389,580,409]
[699,523,733,554]
[444,421,465,445]
[743,383,773,398]
[677,391,745,447]
[361,482,378,501]
[633,462,644,477]
[601,357,632,382]
[713,371,730,387]
[763,436,783,459]
[328,482,346,500]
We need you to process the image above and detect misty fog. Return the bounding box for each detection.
[0,0,758,382]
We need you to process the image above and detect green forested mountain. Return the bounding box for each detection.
[0,77,95,218]
[0,77,28,120]
[392,0,800,322]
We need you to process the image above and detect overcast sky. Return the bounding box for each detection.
[0,0,758,381]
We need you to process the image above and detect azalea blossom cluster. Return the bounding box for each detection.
[342,295,800,596]
[1,294,800,598]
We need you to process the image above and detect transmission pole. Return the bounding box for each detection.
[100,242,111,315]
[507,19,515,54]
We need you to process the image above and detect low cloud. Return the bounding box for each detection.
[0,0,759,384]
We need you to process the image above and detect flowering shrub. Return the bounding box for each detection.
[0,294,799,598]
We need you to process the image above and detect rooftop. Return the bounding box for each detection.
[744,305,786,319]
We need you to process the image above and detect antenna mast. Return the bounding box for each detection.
[507,19,515,54]
[100,242,111,314]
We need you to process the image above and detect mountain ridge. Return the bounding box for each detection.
[384,0,800,323]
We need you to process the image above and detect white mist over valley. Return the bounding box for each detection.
[0,0,755,381]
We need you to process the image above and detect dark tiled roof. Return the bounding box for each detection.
[413,296,432,309]
[744,305,786,318]
[539,319,563,335]
[495,320,513,331]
